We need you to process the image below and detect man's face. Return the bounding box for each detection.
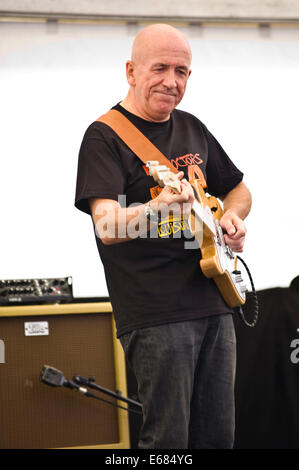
[127,40,191,122]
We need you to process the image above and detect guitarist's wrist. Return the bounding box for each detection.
[223,208,242,220]
[144,200,160,224]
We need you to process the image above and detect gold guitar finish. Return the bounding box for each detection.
[147,162,247,308]
[191,180,246,307]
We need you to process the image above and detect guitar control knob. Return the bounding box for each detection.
[240,285,248,294]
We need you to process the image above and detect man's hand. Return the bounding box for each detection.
[220,209,247,253]
[150,171,195,215]
[89,172,195,245]
[219,181,251,253]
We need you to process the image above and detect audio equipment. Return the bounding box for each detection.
[0,300,130,449]
[0,276,73,305]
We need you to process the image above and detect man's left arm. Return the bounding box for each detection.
[219,181,252,252]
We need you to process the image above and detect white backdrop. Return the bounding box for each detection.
[0,22,298,298]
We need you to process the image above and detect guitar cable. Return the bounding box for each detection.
[235,255,259,328]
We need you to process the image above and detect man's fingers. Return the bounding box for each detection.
[223,233,245,252]
[219,211,247,252]
[180,179,195,202]
[224,221,237,237]
[221,215,246,239]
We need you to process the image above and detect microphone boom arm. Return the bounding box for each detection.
[73,374,142,408]
[40,365,142,413]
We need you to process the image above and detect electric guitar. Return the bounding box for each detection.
[146,161,247,307]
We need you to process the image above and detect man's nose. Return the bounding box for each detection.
[162,69,177,89]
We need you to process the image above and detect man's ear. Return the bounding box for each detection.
[126,60,136,86]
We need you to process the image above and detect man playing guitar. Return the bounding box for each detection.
[75,23,252,449]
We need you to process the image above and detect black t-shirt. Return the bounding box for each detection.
[75,104,244,337]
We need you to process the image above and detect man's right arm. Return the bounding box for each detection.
[89,173,195,245]
[89,197,149,245]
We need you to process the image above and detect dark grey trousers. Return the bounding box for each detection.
[120,314,236,449]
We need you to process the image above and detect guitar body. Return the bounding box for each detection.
[190,180,246,307]
[147,162,247,308]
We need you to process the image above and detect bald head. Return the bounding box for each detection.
[131,24,192,66]
[122,23,192,122]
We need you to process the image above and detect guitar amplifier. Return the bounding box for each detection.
[0,301,130,449]
[0,276,73,305]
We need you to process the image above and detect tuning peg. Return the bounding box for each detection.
[146,161,159,168]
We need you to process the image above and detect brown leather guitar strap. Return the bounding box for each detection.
[96,109,179,174]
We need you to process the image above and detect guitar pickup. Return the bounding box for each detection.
[232,270,243,283]
[234,274,243,283]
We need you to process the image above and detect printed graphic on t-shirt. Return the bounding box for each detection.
[171,153,207,189]
[143,153,207,189]
[158,214,191,238]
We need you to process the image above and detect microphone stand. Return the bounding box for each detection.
[73,375,142,409]
[40,365,142,414]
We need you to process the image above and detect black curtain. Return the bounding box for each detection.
[234,281,299,449]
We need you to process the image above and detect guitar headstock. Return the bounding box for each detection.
[146,161,181,194]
